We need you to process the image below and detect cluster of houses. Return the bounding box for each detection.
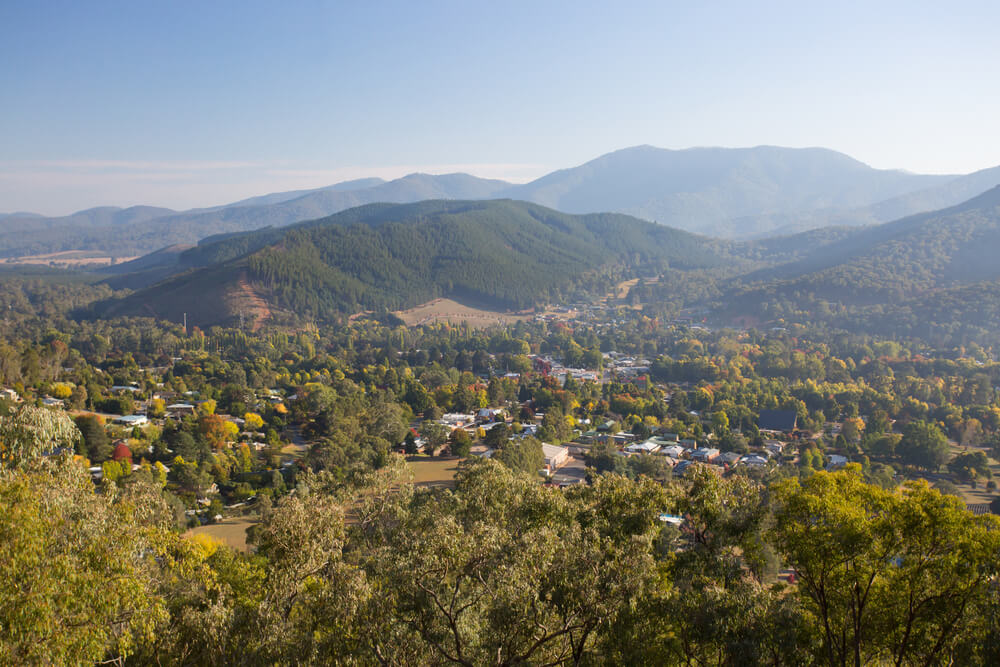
[619,432,778,476]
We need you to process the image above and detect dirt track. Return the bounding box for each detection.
[235,275,272,331]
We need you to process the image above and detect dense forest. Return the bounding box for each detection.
[99,200,737,326]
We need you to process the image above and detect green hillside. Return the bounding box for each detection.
[718,186,1000,343]
[99,199,733,326]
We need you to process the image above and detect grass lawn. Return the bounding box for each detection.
[406,455,460,488]
[186,516,259,552]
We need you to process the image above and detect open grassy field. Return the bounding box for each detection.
[948,443,1000,505]
[406,455,460,488]
[186,516,259,552]
[394,298,530,327]
[5,250,139,267]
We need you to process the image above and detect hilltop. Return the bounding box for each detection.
[501,145,955,236]
[96,199,734,327]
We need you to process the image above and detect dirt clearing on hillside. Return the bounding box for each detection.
[226,274,272,331]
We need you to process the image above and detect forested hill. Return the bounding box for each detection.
[98,199,734,327]
[720,186,1000,343]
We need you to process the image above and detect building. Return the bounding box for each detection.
[740,454,769,467]
[689,447,720,463]
[827,454,849,470]
[661,444,687,459]
[719,451,742,465]
[542,443,569,472]
[625,440,661,455]
[114,414,149,427]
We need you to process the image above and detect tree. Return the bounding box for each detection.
[585,441,626,476]
[483,421,510,449]
[539,405,572,443]
[711,410,730,436]
[198,414,231,450]
[403,431,418,455]
[243,412,264,431]
[448,428,472,458]
[841,416,864,443]
[75,414,112,463]
[948,450,991,482]
[0,458,173,664]
[419,420,449,455]
[898,420,950,471]
[495,437,545,475]
[148,397,166,418]
[770,466,1000,666]
[0,404,81,469]
[364,462,665,665]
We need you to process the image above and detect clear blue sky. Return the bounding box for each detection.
[2,0,998,214]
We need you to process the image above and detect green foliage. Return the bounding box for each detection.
[0,458,173,664]
[0,404,81,468]
[75,414,111,462]
[771,466,1000,666]
[898,420,950,471]
[107,199,731,326]
[494,437,545,475]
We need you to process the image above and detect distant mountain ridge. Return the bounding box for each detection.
[0,173,512,258]
[500,145,956,237]
[5,145,1000,257]
[93,187,1000,348]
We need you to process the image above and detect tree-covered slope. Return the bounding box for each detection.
[719,186,1000,343]
[100,199,733,326]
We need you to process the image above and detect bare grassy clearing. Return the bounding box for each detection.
[394,298,530,327]
[186,516,259,552]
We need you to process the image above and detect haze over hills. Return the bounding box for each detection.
[6,145,1000,259]
[97,199,735,327]
[0,173,513,258]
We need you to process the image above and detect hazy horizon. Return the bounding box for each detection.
[3,0,999,215]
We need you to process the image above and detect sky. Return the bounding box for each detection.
[2,0,999,215]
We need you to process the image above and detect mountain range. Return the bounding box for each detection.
[5,145,1000,258]
[91,184,1000,349]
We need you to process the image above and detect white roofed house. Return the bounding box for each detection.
[114,414,149,427]
[625,440,661,455]
[542,443,569,473]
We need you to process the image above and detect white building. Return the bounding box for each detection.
[542,443,569,472]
